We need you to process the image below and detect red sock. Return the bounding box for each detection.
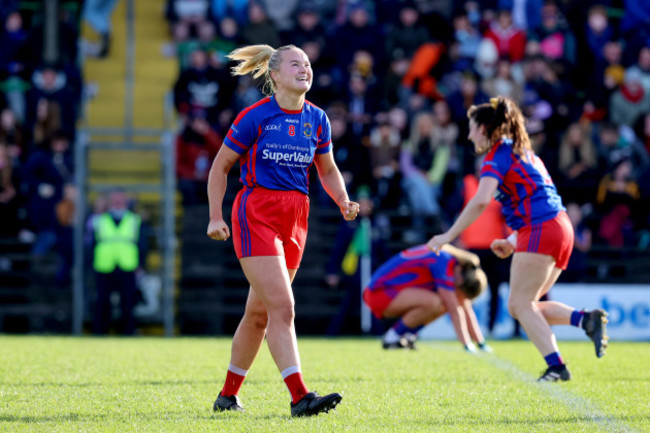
[221,366,247,397]
[283,372,309,404]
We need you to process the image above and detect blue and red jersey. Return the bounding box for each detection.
[223,95,332,195]
[366,245,457,296]
[481,138,565,230]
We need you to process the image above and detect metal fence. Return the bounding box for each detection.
[72,128,176,336]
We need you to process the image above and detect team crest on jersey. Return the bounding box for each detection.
[303,123,312,137]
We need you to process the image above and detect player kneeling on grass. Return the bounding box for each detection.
[363,244,492,352]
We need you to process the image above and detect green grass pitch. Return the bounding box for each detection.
[1,336,648,432]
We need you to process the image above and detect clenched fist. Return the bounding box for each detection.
[340,200,360,221]
[207,219,230,241]
[491,238,514,259]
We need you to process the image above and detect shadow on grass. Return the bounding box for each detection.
[0,411,290,424]
[207,412,290,421]
[0,380,218,388]
[1,378,285,388]
[0,413,108,423]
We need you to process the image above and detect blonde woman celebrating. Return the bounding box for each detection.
[207,44,359,416]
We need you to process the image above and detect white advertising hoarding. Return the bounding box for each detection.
[419,284,650,341]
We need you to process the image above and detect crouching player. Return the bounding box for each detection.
[363,244,492,352]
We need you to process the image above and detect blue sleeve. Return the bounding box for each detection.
[316,113,332,154]
[224,110,258,155]
[480,146,511,184]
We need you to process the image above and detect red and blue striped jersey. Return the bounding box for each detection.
[223,95,332,195]
[366,245,457,295]
[481,138,565,230]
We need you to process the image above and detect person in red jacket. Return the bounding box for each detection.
[176,116,222,204]
[483,9,526,63]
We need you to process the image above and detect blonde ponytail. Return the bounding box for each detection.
[226,44,298,95]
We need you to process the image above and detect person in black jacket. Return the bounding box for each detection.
[173,48,237,131]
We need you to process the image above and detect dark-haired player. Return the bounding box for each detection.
[363,244,491,352]
[428,97,608,381]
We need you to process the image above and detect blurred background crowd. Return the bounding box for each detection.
[166,0,650,284]
[0,0,649,333]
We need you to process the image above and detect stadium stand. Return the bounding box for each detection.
[1,0,649,335]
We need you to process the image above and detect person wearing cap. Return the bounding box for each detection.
[610,68,650,127]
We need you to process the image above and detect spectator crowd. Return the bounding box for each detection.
[1,0,649,295]
[168,0,650,283]
[0,0,82,288]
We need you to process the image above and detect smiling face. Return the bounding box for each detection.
[271,48,312,95]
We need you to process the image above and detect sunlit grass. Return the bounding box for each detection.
[0,336,647,432]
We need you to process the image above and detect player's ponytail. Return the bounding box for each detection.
[499,97,531,158]
[226,44,298,95]
[467,96,532,158]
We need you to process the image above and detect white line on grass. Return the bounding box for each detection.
[481,353,637,433]
[429,343,637,433]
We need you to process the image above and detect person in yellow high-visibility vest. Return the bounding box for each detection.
[91,189,146,335]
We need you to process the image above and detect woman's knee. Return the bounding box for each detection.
[508,296,533,319]
[243,308,268,330]
[424,296,443,315]
[267,304,295,326]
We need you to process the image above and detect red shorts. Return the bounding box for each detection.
[516,211,574,270]
[362,288,395,319]
[232,187,309,269]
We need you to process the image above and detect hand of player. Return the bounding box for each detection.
[340,200,360,221]
[427,232,452,254]
[207,218,230,241]
[491,238,514,259]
